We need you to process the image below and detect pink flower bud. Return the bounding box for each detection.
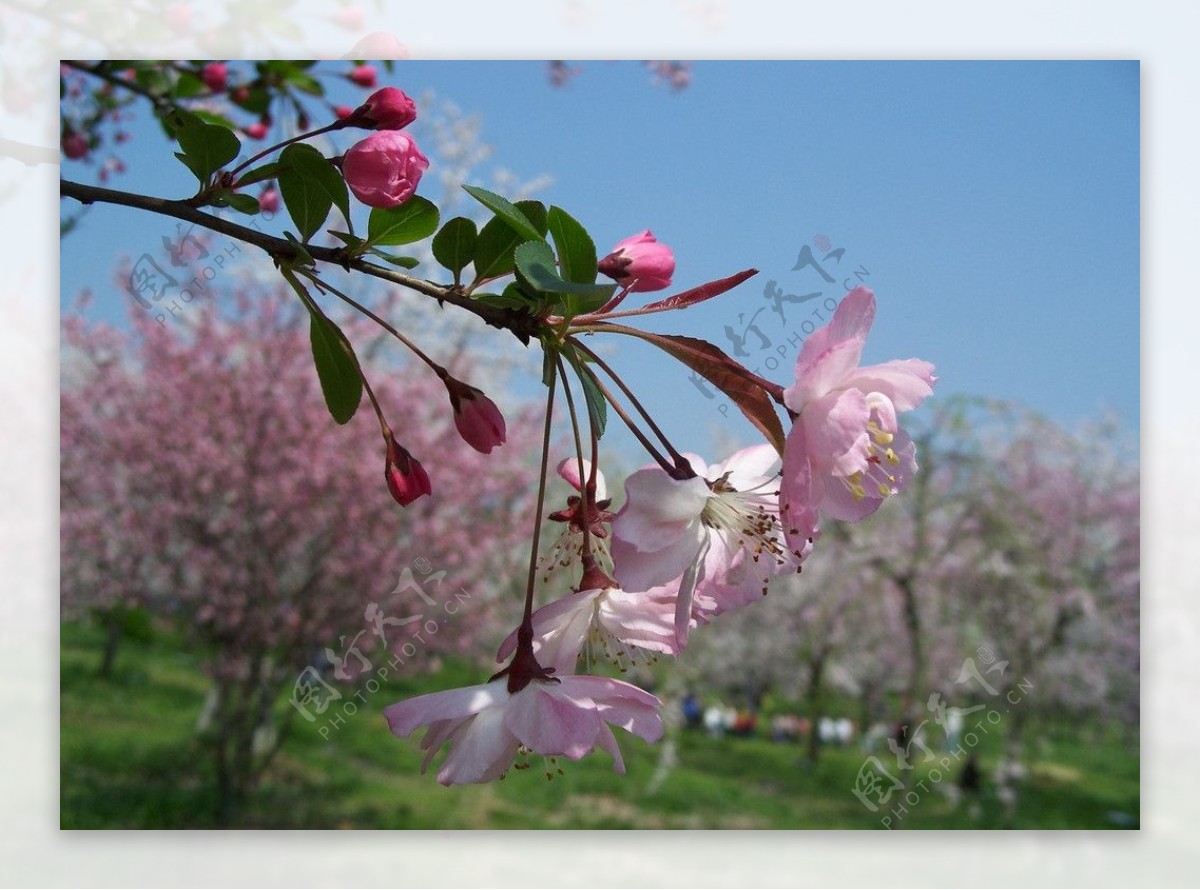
[232,86,251,103]
[342,87,417,130]
[202,62,228,93]
[258,186,280,214]
[244,121,269,140]
[597,230,675,292]
[385,436,432,506]
[445,379,506,454]
[349,64,377,88]
[61,130,89,160]
[342,131,429,208]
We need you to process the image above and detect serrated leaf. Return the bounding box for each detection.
[175,121,241,183]
[278,144,349,238]
[514,200,548,236]
[366,196,439,246]
[619,330,787,456]
[547,206,597,284]
[307,310,362,425]
[462,185,543,243]
[431,217,478,282]
[514,241,615,316]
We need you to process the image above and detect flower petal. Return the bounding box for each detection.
[611,517,707,592]
[802,388,871,476]
[436,705,518,785]
[845,359,937,412]
[780,424,821,555]
[505,682,603,760]
[784,287,875,411]
[710,443,779,489]
[384,680,508,738]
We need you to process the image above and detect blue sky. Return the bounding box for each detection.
[60,60,1140,458]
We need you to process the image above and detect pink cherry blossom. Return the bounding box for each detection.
[597,230,675,293]
[342,130,429,208]
[496,584,679,675]
[384,674,663,785]
[610,445,812,647]
[779,286,936,551]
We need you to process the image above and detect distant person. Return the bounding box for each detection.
[835,717,854,746]
[704,702,727,738]
[682,692,703,730]
[959,753,983,819]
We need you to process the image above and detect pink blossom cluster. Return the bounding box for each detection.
[386,280,936,784]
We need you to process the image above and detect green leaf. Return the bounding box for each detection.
[173,71,205,98]
[307,310,363,425]
[327,231,366,251]
[367,248,420,269]
[564,348,608,439]
[174,122,241,183]
[235,160,284,188]
[547,206,597,284]
[366,197,439,246]
[431,217,478,281]
[514,241,616,316]
[514,200,548,236]
[283,231,315,267]
[209,191,261,215]
[462,185,543,243]
[278,144,349,239]
[471,215,524,282]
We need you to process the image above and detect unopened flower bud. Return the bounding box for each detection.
[258,186,280,214]
[348,64,377,88]
[342,131,429,208]
[445,378,506,454]
[340,87,417,130]
[202,62,228,93]
[61,130,89,160]
[597,230,675,293]
[385,435,432,506]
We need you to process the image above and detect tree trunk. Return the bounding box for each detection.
[97,609,124,678]
[805,655,825,764]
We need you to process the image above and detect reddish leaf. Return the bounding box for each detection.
[640,268,758,313]
[617,328,787,456]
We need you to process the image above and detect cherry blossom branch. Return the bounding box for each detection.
[59,178,542,342]
[522,370,559,626]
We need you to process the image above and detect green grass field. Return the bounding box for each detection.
[60,622,1139,829]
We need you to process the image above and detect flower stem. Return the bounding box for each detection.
[522,366,558,627]
[555,354,594,561]
[228,121,344,181]
[297,269,448,380]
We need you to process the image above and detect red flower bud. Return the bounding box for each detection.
[244,121,269,140]
[202,62,228,93]
[340,87,417,130]
[445,378,507,454]
[597,230,675,293]
[385,435,432,506]
[342,131,429,208]
[258,186,280,214]
[348,64,378,88]
[61,130,89,160]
